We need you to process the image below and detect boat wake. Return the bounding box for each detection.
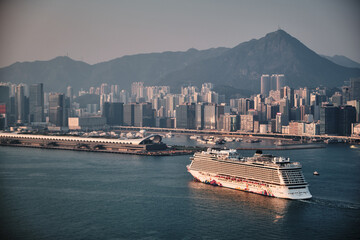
[299,197,360,210]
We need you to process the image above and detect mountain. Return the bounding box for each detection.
[0,56,92,92]
[321,55,360,69]
[159,30,360,92]
[0,48,228,92]
[0,30,359,94]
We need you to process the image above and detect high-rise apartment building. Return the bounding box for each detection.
[131,82,144,99]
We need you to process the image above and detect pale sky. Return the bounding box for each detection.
[0,0,359,67]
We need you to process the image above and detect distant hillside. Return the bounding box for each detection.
[0,30,359,95]
[159,30,360,92]
[0,48,228,92]
[321,55,360,69]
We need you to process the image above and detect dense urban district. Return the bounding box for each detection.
[0,75,360,145]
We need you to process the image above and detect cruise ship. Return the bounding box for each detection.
[187,149,312,199]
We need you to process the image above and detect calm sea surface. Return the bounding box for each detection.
[1,135,359,240]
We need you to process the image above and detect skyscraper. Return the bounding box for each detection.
[102,102,123,126]
[204,104,217,129]
[350,78,360,100]
[320,104,339,135]
[338,105,356,136]
[195,103,205,130]
[29,83,44,122]
[49,93,68,127]
[15,84,26,124]
[123,103,135,126]
[175,103,195,129]
[260,74,270,96]
[134,102,154,127]
[276,74,285,91]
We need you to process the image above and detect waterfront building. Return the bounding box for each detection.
[352,123,360,136]
[347,100,360,122]
[289,121,305,135]
[102,102,123,126]
[304,122,320,135]
[218,113,240,131]
[49,93,68,127]
[259,124,268,133]
[320,104,339,135]
[338,105,357,136]
[195,103,205,130]
[29,83,44,123]
[240,114,254,132]
[68,116,106,130]
[134,102,154,127]
[175,103,196,129]
[0,104,6,130]
[204,104,217,129]
[15,84,27,124]
[0,85,10,126]
[123,103,135,126]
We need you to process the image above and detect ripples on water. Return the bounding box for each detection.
[0,139,360,239]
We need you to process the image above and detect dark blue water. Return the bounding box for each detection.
[1,136,359,239]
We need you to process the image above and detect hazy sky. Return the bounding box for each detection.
[0,0,359,67]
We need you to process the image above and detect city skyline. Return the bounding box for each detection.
[0,0,359,68]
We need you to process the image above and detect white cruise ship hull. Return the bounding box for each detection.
[188,168,312,200]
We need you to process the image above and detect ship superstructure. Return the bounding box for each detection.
[187,149,312,199]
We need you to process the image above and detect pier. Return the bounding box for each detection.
[0,133,197,156]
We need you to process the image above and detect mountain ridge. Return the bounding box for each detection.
[0,30,359,94]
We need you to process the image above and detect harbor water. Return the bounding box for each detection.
[0,135,359,239]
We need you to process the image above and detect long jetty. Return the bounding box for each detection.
[0,133,198,156]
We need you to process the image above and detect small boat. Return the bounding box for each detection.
[313,171,319,176]
[165,132,173,138]
[189,135,199,140]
